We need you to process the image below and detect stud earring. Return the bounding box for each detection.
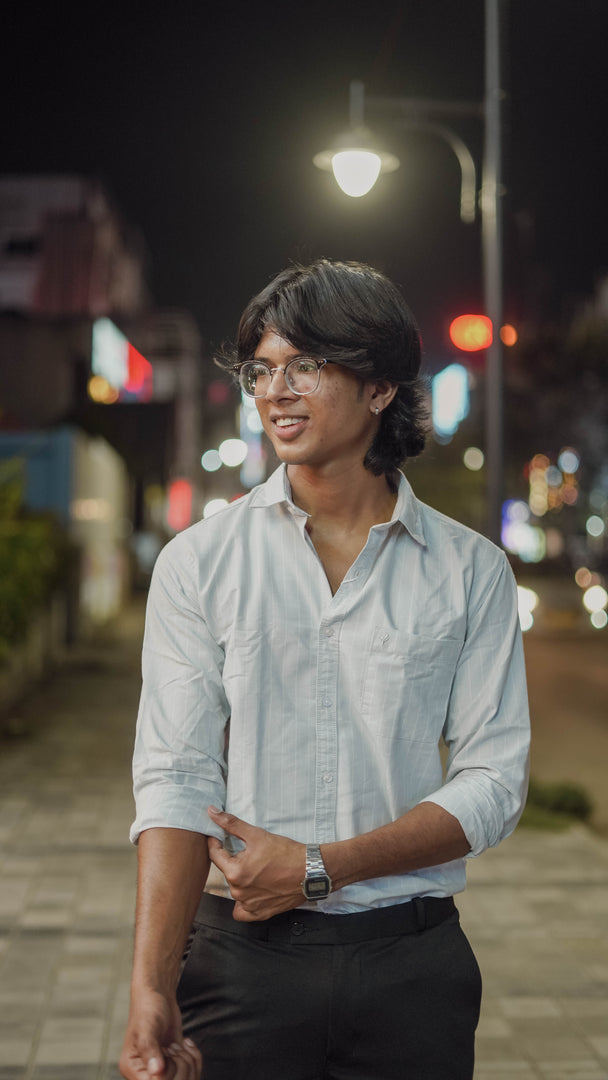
[375,407,379,415]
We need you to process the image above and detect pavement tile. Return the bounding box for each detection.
[0,1042,30,1068]
[31,1068,99,1079]
[498,997,563,1018]
[537,1068,608,1079]
[473,1069,537,1078]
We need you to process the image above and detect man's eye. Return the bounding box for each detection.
[294,359,317,373]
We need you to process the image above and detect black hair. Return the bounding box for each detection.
[219,259,427,477]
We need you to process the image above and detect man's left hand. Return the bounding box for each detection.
[207,808,306,921]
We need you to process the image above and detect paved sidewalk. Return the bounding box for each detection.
[0,601,607,1079]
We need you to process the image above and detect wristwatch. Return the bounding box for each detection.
[301,844,332,901]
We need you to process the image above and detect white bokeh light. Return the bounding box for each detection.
[582,585,608,613]
[219,439,248,467]
[201,449,222,472]
[203,498,229,518]
[586,515,605,538]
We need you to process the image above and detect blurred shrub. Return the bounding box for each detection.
[0,459,70,661]
[523,776,594,826]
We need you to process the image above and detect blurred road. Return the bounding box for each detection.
[0,590,607,1079]
[524,632,608,833]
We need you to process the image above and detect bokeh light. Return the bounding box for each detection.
[203,498,229,518]
[517,586,539,632]
[500,324,518,346]
[432,364,469,438]
[87,375,119,404]
[449,314,493,351]
[582,585,608,613]
[201,449,222,472]
[590,610,608,630]
[245,410,264,434]
[586,515,605,538]
[557,448,580,474]
[219,438,248,467]
[575,566,593,589]
[463,446,484,471]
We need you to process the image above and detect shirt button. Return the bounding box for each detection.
[322,773,334,784]
[326,628,334,638]
[322,697,332,707]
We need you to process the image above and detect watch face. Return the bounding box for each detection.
[304,875,330,899]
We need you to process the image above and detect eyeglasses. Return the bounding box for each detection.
[237,357,330,398]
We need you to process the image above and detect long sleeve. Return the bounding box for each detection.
[421,552,530,856]
[130,540,229,844]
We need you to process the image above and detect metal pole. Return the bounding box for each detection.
[482,0,504,545]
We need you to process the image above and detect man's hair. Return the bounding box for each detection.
[221,258,427,476]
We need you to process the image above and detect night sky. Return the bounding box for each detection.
[4,0,607,367]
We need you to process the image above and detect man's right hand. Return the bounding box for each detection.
[119,990,202,1079]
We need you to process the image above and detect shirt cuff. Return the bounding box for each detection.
[130,780,227,845]
[420,771,524,858]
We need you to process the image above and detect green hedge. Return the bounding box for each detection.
[0,463,70,661]
[520,776,594,830]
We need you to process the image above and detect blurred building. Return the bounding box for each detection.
[0,176,150,625]
[0,175,243,621]
[0,174,148,429]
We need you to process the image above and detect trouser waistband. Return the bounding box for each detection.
[194,891,456,944]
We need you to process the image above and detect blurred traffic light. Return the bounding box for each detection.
[449,314,493,351]
[167,478,193,532]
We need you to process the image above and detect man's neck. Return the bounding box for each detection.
[287,462,398,530]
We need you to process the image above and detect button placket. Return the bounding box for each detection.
[314,618,340,843]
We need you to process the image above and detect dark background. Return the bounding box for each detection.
[4,0,607,364]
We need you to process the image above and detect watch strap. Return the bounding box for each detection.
[305,844,327,877]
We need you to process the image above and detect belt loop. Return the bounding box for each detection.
[413,897,427,932]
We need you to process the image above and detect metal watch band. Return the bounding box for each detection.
[305,844,327,877]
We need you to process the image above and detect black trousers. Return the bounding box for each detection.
[177,892,482,1080]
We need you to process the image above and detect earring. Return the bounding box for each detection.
[375,407,379,415]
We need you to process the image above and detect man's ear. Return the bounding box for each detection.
[370,381,398,412]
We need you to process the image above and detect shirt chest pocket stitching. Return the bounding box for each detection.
[359,627,463,736]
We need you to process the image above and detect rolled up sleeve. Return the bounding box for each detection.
[421,551,530,856]
[130,539,229,844]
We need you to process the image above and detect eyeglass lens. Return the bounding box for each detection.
[239,358,322,397]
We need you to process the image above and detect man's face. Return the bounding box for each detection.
[252,329,379,477]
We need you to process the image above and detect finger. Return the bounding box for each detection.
[207,807,256,843]
[167,1040,202,1078]
[232,900,264,922]
[147,1053,169,1076]
[207,836,231,873]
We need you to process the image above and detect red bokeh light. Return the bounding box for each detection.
[449,314,493,352]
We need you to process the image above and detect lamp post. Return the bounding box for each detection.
[313,0,504,546]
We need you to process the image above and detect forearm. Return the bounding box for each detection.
[132,827,210,996]
[321,802,470,891]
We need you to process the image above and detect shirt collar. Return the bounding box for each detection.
[249,464,427,546]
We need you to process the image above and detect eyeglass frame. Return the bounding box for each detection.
[236,356,332,398]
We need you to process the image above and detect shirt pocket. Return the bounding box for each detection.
[360,627,463,742]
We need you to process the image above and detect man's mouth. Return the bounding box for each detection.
[274,417,305,428]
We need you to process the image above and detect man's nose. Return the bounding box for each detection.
[265,367,297,399]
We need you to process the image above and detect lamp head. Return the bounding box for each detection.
[313,127,400,197]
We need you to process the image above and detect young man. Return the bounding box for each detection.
[120,260,530,1080]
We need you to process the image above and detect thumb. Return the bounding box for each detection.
[208,806,255,843]
[144,1049,167,1076]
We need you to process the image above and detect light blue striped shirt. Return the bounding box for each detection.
[131,465,530,912]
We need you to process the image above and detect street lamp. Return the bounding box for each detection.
[313,0,504,545]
